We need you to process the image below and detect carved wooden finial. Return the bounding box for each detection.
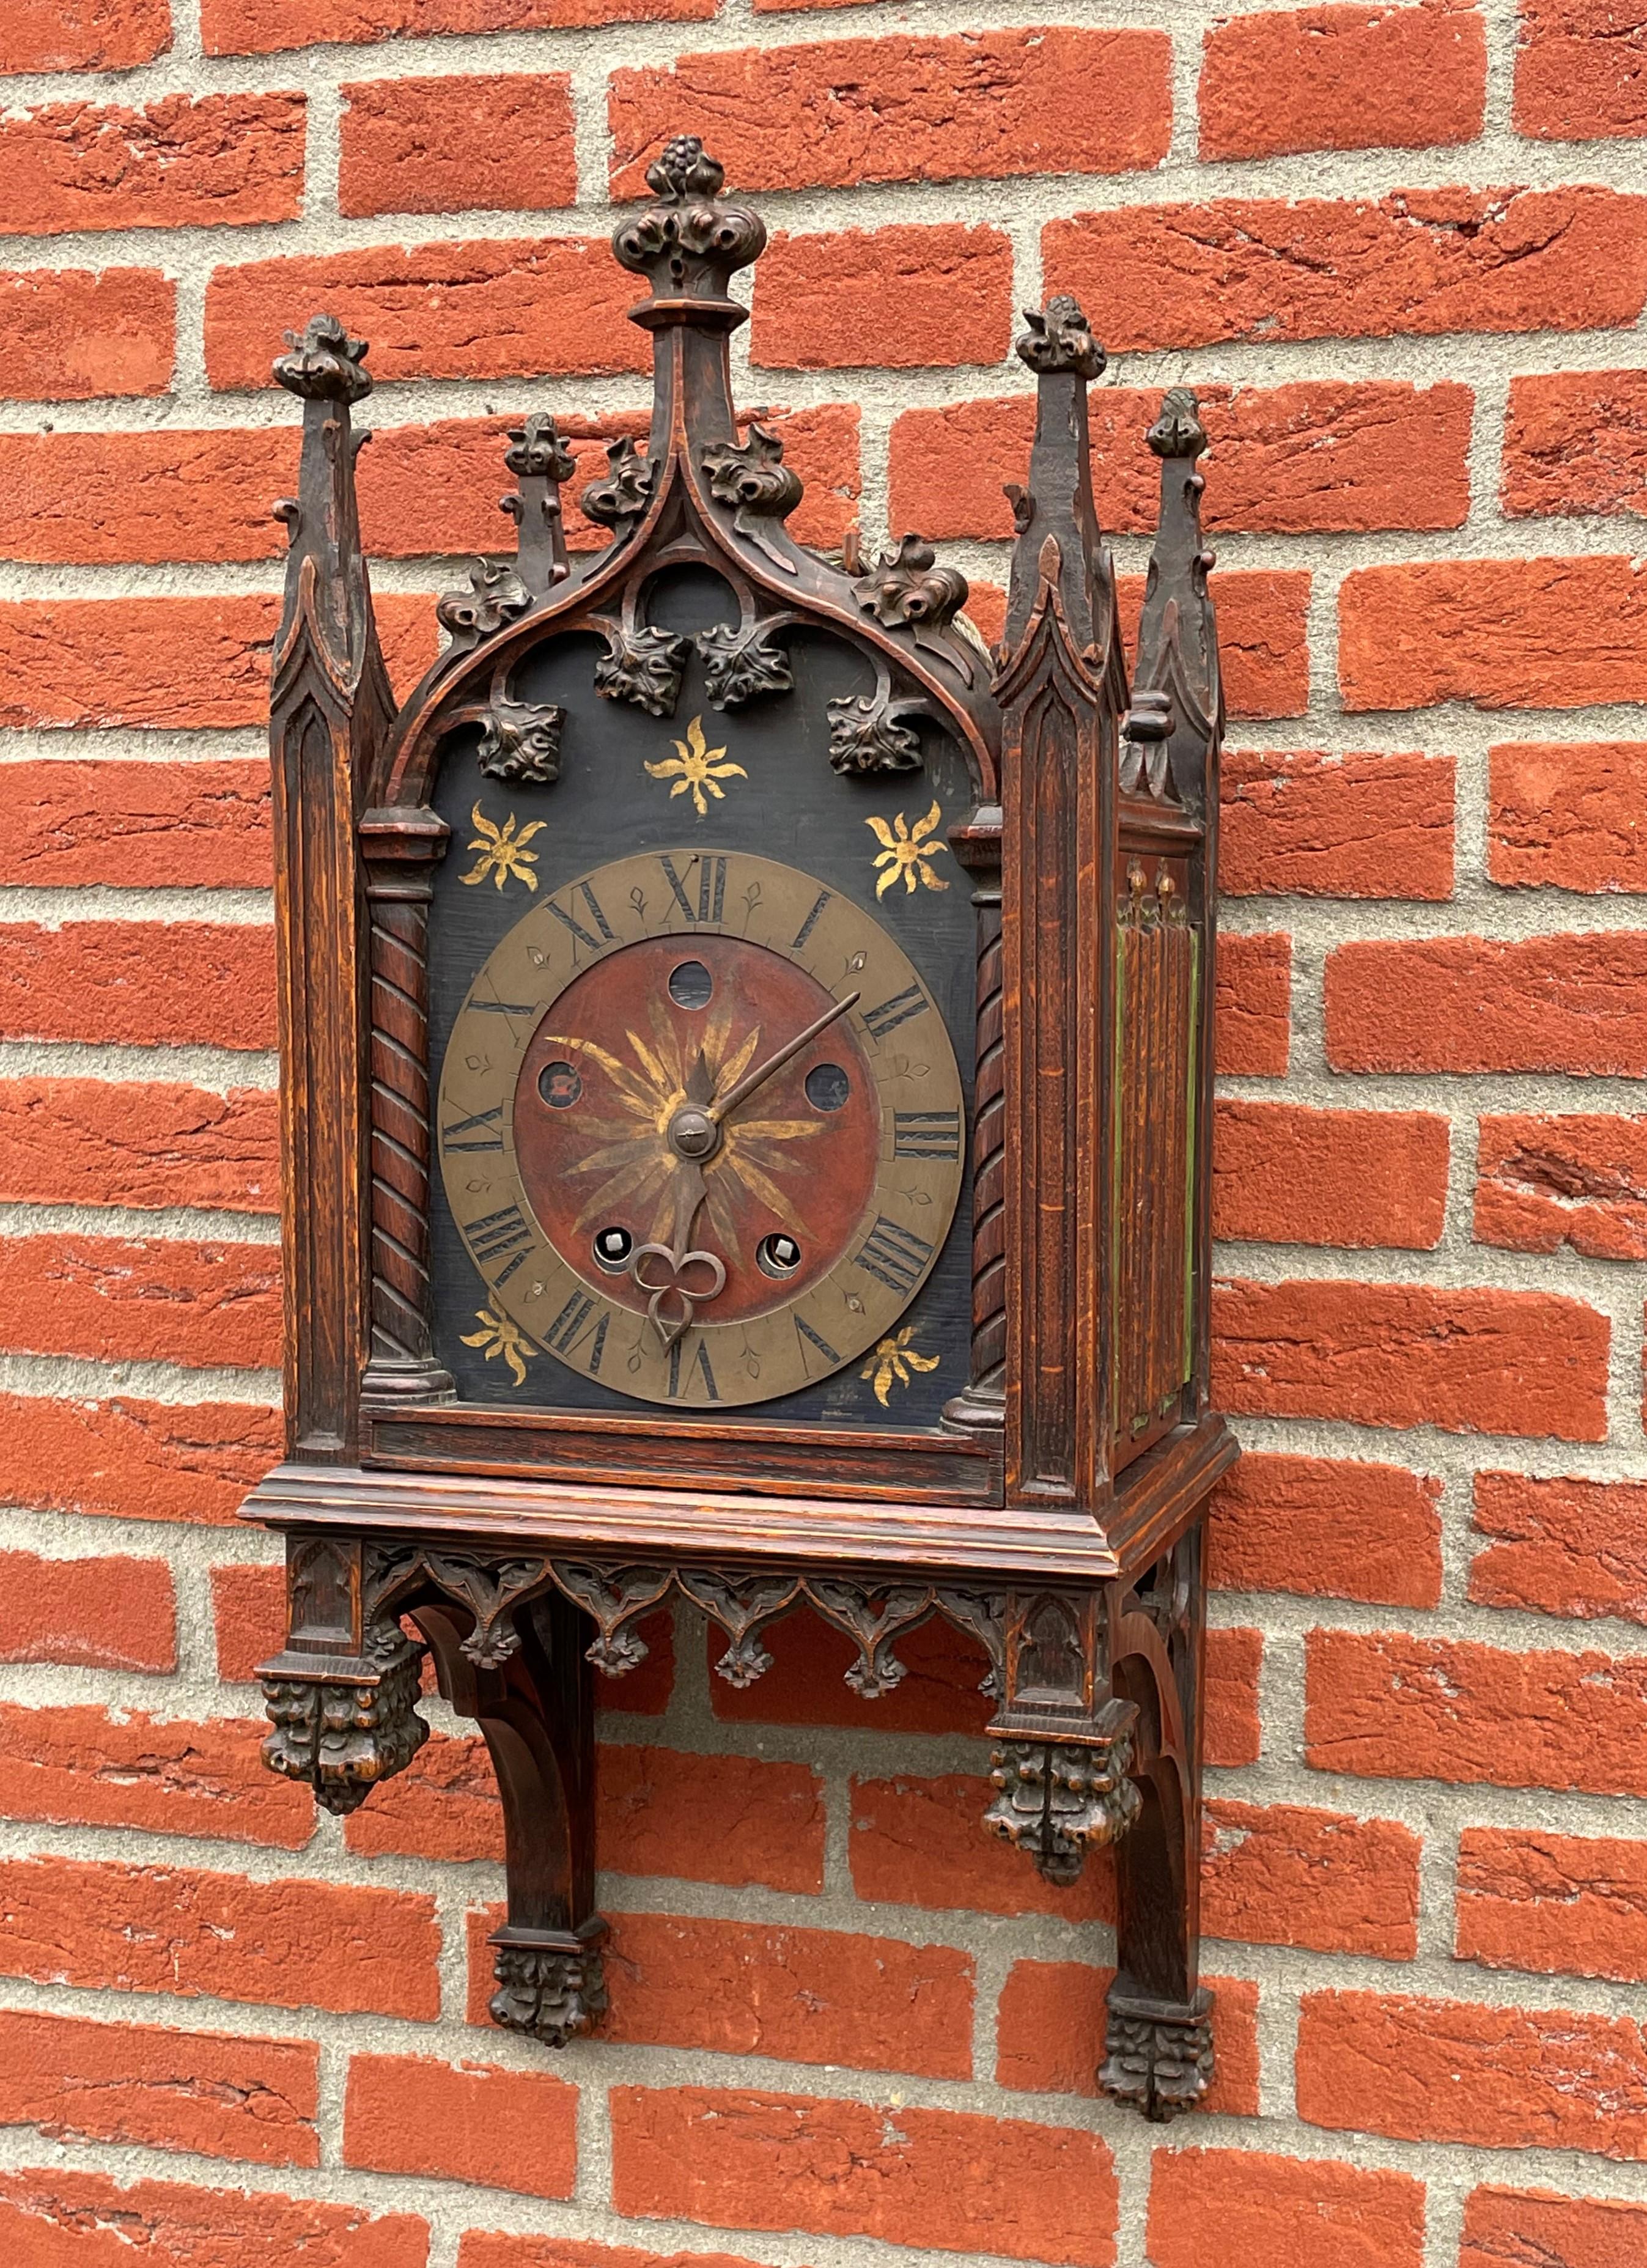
[611,134,766,317]
[499,411,575,593]
[1015,295,1107,382]
[274,311,372,404]
[1127,388,1221,812]
[998,294,1119,681]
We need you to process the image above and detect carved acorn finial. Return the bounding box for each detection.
[611,133,766,310]
[274,312,372,403]
[1147,386,1209,461]
[1015,296,1106,382]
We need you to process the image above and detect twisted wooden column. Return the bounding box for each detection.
[361,806,454,1403]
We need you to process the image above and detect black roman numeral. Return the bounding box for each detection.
[659,853,728,925]
[441,1103,504,1153]
[473,1000,537,1016]
[791,889,831,949]
[543,1289,597,1354]
[545,881,614,955]
[855,1215,934,1296]
[666,1337,720,1401]
[466,1203,532,1286]
[862,982,929,1041]
[793,1313,841,1371]
[893,1110,962,1160]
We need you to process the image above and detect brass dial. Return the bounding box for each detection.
[437,848,967,1410]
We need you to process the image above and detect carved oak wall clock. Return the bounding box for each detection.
[246,134,1239,2122]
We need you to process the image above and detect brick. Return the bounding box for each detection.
[0,1700,311,1847]
[1341,556,1647,711]
[0,1234,279,1370]
[0,1852,441,2019]
[1147,2146,1425,2268]
[0,1548,176,1670]
[891,382,1472,543]
[0,94,304,238]
[1489,741,1647,890]
[1306,1627,1647,1797]
[340,75,576,219]
[1209,1453,1444,1607]
[345,2053,575,2198]
[1458,1827,1647,1984]
[348,1734,822,1892]
[1472,1470,1647,1622]
[212,1560,286,1682]
[0,923,273,1051]
[752,224,1012,371]
[0,1391,280,1526]
[2,0,171,73]
[849,1771,1116,1923]
[1207,1626,1264,1765]
[0,2168,427,2268]
[610,2086,1118,2265]
[1222,747,1455,899]
[0,432,293,568]
[460,2241,775,2268]
[996,1964,1260,2116]
[0,592,435,729]
[610,30,1173,194]
[0,758,271,884]
[1327,932,1647,1076]
[598,1911,973,2079]
[1299,1987,1647,2157]
[205,0,710,53]
[598,1742,826,1893]
[1122,569,1311,721]
[1476,1112,1647,1259]
[0,266,173,400]
[710,1605,992,1735]
[1047,187,1647,353]
[1462,2185,1647,2267]
[1203,1799,1421,1957]
[1215,932,1291,1074]
[206,241,647,392]
[1515,0,1647,139]
[345,1729,501,1862]
[1504,368,1647,520]
[0,2006,317,2167]
[0,1078,277,1214]
[1215,1276,1607,1438]
[1214,1099,1450,1248]
[1199,3,1486,159]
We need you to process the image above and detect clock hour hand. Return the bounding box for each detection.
[709,990,861,1125]
[630,1049,726,1349]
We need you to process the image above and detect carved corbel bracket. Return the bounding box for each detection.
[259,1627,429,1816]
[1099,1987,1215,2123]
[489,1920,609,2049]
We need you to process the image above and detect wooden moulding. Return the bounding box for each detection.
[248,141,1236,2123]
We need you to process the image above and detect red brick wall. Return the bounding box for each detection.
[1,1,1645,2261]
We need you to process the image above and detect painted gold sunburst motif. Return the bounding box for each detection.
[545,994,821,1250]
[461,1306,534,1385]
[861,1324,940,1405]
[866,801,950,897]
[644,714,747,817]
[461,804,545,891]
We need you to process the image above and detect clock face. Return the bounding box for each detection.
[437,847,967,1410]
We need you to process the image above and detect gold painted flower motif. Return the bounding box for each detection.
[645,714,747,819]
[545,996,820,1248]
[462,1307,534,1385]
[867,803,950,898]
[861,1324,939,1406]
[462,804,545,891]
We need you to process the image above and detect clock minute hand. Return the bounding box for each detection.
[709,990,861,1125]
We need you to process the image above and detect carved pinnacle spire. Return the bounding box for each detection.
[1000,296,1115,669]
[1127,387,1221,811]
[499,411,575,593]
[271,313,385,712]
